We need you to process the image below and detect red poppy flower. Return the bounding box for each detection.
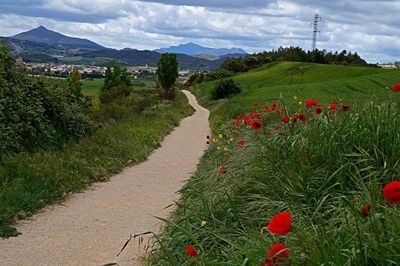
[297,113,308,123]
[268,243,289,259]
[237,139,245,147]
[306,99,318,108]
[361,204,371,217]
[342,104,350,112]
[219,166,227,174]
[328,101,337,110]
[251,120,263,131]
[267,212,292,235]
[253,102,259,107]
[393,83,400,92]
[281,116,289,123]
[291,115,298,122]
[271,103,277,110]
[260,261,272,266]
[185,246,199,256]
[263,105,270,111]
[315,106,323,115]
[383,181,400,204]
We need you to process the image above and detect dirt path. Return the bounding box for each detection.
[0,90,209,266]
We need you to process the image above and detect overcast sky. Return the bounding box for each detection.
[0,0,399,63]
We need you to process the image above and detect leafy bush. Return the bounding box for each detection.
[99,85,132,104]
[0,43,94,156]
[211,79,241,100]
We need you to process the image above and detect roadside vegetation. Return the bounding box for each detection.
[0,43,192,237]
[147,61,400,265]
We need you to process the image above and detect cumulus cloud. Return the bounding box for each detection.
[0,0,399,62]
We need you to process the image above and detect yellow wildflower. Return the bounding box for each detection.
[294,96,298,100]
[201,220,207,226]
[217,146,221,150]
[218,134,223,139]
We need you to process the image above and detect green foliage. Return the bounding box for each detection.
[0,43,94,156]
[102,60,131,93]
[210,79,241,100]
[220,46,372,74]
[0,90,194,238]
[92,89,159,123]
[157,53,178,99]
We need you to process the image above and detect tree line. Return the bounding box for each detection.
[221,46,374,73]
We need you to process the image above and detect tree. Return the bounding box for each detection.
[68,67,82,96]
[157,53,178,99]
[102,60,131,92]
[0,40,17,83]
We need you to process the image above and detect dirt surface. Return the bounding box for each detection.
[0,90,210,266]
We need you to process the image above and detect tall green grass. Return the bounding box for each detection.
[147,63,400,265]
[0,91,194,238]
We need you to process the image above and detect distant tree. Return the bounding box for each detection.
[157,53,178,100]
[395,62,400,69]
[68,67,82,96]
[102,60,131,92]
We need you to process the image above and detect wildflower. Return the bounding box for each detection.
[291,115,298,122]
[281,116,289,123]
[361,204,371,217]
[306,99,318,108]
[328,101,337,110]
[253,102,259,107]
[223,156,229,161]
[297,113,308,123]
[212,138,218,144]
[271,103,277,111]
[218,134,223,139]
[185,246,199,256]
[219,166,227,174]
[224,147,228,152]
[251,120,263,131]
[201,220,207,226]
[267,212,292,235]
[237,139,245,147]
[393,83,400,92]
[298,101,302,105]
[229,137,234,142]
[268,243,289,260]
[315,106,323,115]
[342,104,350,112]
[294,96,298,100]
[383,181,400,204]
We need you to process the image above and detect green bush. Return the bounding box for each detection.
[211,79,241,100]
[0,43,94,156]
[99,85,132,104]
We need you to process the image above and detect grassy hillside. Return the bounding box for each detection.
[195,62,398,124]
[147,62,400,265]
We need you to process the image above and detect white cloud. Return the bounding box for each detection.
[0,0,399,62]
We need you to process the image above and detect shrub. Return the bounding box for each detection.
[211,79,241,100]
[99,85,132,104]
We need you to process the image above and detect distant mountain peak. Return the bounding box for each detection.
[12,26,104,50]
[156,42,247,57]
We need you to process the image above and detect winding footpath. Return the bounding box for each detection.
[0,90,210,266]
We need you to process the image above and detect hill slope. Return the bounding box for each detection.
[13,26,103,49]
[195,62,399,118]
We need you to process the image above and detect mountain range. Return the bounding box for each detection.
[156,42,247,57]
[2,26,247,70]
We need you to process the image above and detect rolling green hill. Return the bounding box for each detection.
[195,62,399,122]
[148,62,400,265]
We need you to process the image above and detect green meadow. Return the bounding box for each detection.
[148,62,400,265]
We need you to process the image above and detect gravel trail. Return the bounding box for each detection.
[0,90,209,266]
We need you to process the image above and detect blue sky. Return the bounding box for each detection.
[0,0,399,63]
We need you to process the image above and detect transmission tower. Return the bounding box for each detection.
[311,14,321,61]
